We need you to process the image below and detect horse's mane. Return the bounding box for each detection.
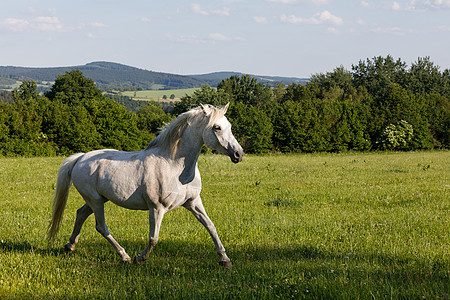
[145,104,226,157]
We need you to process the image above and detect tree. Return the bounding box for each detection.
[217,75,273,109]
[408,56,444,95]
[137,102,173,134]
[352,55,408,100]
[45,70,103,108]
[46,70,144,151]
[227,102,273,153]
[173,85,229,115]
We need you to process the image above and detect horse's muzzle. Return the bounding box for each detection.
[228,147,243,164]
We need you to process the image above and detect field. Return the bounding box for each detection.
[119,88,199,101]
[0,151,449,299]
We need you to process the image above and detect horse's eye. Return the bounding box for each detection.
[213,125,221,131]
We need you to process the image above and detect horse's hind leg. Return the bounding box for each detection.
[91,202,132,263]
[65,204,93,252]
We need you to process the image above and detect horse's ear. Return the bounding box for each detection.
[223,102,230,114]
[200,103,211,116]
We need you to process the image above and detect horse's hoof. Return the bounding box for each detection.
[133,255,144,265]
[64,243,75,253]
[121,257,132,264]
[219,259,232,269]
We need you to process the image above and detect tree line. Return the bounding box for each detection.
[0,56,449,156]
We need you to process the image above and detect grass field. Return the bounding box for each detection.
[119,88,199,101]
[0,151,448,299]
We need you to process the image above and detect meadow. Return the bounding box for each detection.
[0,151,448,299]
[120,88,199,101]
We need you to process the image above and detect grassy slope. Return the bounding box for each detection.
[0,152,448,299]
[120,88,199,101]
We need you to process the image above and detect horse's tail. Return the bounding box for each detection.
[47,153,84,242]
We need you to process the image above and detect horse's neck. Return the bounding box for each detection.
[175,127,204,184]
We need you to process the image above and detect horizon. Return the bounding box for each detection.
[1,1,450,78]
[0,60,313,79]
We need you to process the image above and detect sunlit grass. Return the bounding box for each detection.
[120,88,199,101]
[0,151,448,298]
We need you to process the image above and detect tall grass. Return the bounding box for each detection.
[0,152,448,299]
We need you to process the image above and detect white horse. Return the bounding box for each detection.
[48,103,243,268]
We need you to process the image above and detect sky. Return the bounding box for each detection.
[1,0,450,78]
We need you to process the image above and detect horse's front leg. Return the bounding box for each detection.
[134,207,165,264]
[183,197,232,269]
[90,202,132,263]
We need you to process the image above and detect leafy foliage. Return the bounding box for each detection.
[0,71,152,156]
[0,56,449,156]
[380,120,414,150]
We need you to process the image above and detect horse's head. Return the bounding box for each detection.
[201,103,244,163]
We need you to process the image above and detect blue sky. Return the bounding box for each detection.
[1,0,449,78]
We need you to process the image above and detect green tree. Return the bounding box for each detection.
[217,75,273,109]
[45,70,103,108]
[46,70,144,152]
[408,57,444,95]
[137,102,173,134]
[352,55,408,100]
[0,81,56,156]
[227,102,273,153]
[174,85,229,115]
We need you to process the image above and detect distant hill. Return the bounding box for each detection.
[190,71,309,86]
[0,61,308,91]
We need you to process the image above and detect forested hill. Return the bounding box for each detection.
[0,61,307,91]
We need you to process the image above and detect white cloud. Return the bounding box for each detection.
[25,7,57,16]
[425,0,450,8]
[171,34,207,44]
[267,0,329,4]
[209,33,231,41]
[360,1,372,8]
[168,32,244,44]
[90,22,108,28]
[327,27,340,34]
[0,18,30,32]
[191,3,230,16]
[371,26,412,35]
[191,3,209,15]
[280,10,343,25]
[384,1,419,11]
[356,17,366,25]
[0,16,64,32]
[362,0,450,11]
[319,10,343,25]
[280,14,304,24]
[209,33,245,42]
[390,1,402,10]
[253,16,269,23]
[140,17,151,23]
[32,16,63,32]
[267,0,297,3]
[211,7,230,16]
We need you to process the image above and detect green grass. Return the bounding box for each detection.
[0,152,449,299]
[119,88,199,101]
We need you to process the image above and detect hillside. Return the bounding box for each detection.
[0,61,308,91]
[191,71,309,86]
